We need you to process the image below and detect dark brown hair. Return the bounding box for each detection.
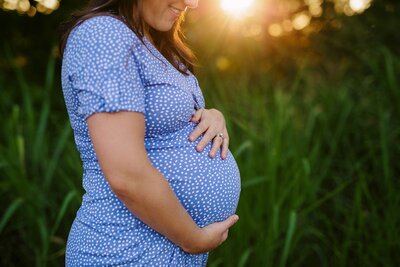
[59,0,195,74]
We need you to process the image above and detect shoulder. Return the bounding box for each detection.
[68,15,142,49]
[76,15,130,35]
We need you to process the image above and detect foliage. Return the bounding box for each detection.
[0,53,83,266]
[0,0,400,266]
[0,45,399,266]
[199,45,400,266]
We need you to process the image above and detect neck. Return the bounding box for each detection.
[145,32,155,46]
[142,22,155,46]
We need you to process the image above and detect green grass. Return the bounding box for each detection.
[199,46,400,266]
[0,55,83,266]
[0,47,399,266]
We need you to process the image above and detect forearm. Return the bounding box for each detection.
[111,163,201,252]
[87,112,204,252]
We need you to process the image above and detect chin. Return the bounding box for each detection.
[151,17,179,32]
[155,23,175,32]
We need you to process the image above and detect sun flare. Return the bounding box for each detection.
[220,0,255,19]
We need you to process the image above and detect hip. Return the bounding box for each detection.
[66,216,208,266]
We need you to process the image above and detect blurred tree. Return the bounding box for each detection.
[0,0,82,83]
[0,0,399,84]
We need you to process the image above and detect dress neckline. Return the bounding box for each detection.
[142,36,169,65]
[141,35,203,110]
[142,35,193,77]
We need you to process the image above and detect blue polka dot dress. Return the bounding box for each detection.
[61,15,241,266]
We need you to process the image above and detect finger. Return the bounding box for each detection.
[189,122,208,142]
[221,133,229,160]
[221,229,229,243]
[220,215,239,230]
[196,129,216,152]
[209,136,223,158]
[191,109,203,123]
[221,138,229,159]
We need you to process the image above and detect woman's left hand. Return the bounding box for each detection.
[189,108,229,159]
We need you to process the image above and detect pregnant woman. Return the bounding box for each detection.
[59,0,241,265]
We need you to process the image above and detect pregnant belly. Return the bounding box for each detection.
[145,123,241,227]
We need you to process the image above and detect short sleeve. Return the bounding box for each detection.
[66,16,145,120]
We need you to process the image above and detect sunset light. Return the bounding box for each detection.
[220,0,255,19]
[349,0,372,13]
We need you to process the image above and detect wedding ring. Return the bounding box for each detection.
[216,132,224,139]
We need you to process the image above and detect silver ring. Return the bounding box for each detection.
[216,132,224,139]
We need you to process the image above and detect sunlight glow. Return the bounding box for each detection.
[1,0,59,15]
[268,24,283,37]
[242,24,262,37]
[216,56,230,71]
[220,0,255,19]
[292,12,311,30]
[282,20,294,32]
[35,0,59,10]
[349,0,372,13]
[2,0,18,10]
[309,4,323,17]
[18,0,30,12]
[334,0,372,15]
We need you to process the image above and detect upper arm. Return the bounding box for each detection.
[87,111,150,189]
[67,17,150,187]
[67,16,146,120]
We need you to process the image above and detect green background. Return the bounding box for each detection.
[1,0,399,266]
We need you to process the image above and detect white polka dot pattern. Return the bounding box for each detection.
[61,15,241,266]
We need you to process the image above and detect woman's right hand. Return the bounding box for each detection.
[88,111,239,257]
[183,215,239,254]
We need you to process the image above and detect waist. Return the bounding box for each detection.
[144,122,198,150]
[82,122,198,170]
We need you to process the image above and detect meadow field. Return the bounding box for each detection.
[1,0,399,266]
[1,45,399,266]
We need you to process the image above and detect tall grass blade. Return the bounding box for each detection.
[208,258,223,267]
[45,56,55,92]
[17,135,26,176]
[279,211,297,267]
[44,121,71,188]
[241,176,268,189]
[51,190,77,235]
[32,101,50,165]
[303,178,353,215]
[0,198,23,234]
[233,140,252,158]
[237,248,251,267]
[379,111,390,180]
[37,217,49,267]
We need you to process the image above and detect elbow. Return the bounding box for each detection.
[104,167,146,198]
[107,176,131,197]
